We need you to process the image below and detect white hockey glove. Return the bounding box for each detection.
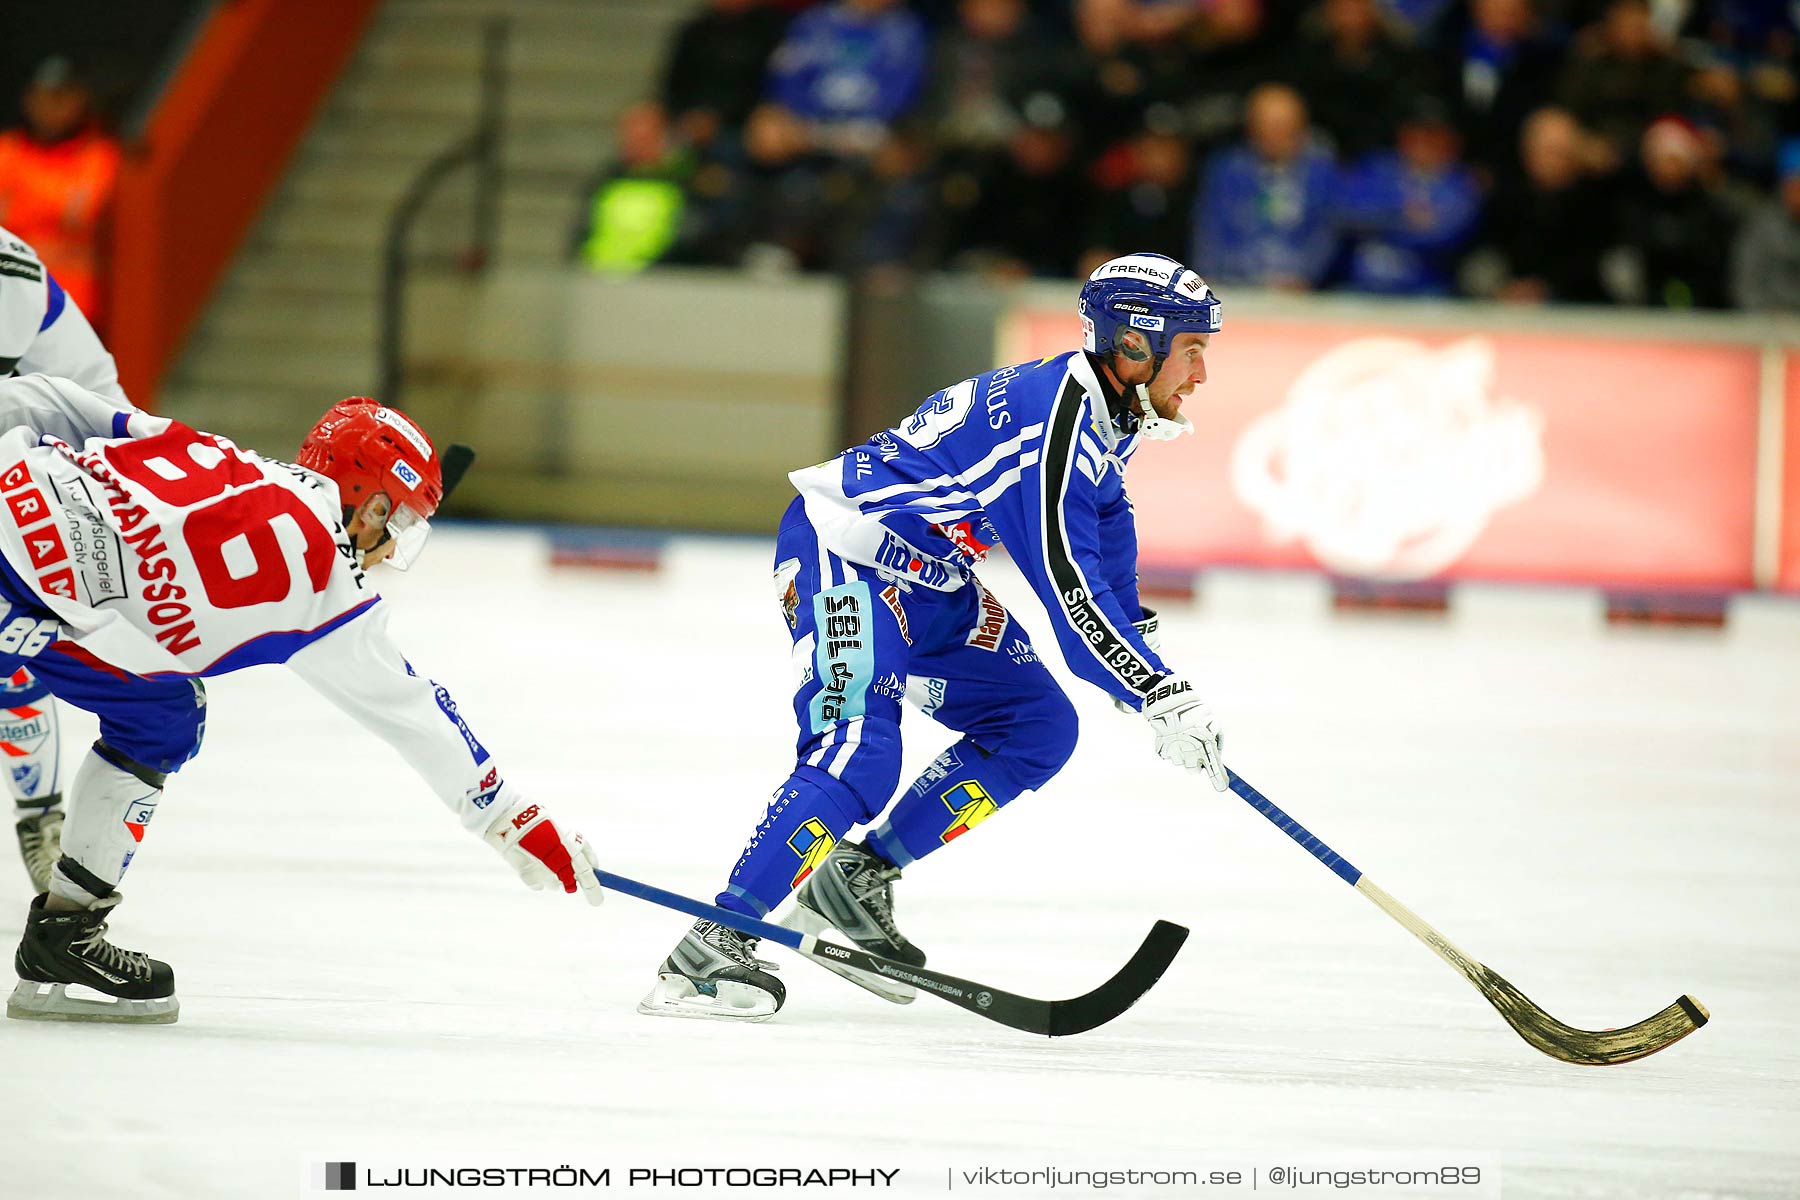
[484,797,604,906]
[1141,676,1229,791]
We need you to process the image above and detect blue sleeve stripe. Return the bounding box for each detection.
[112,411,131,438]
[39,275,67,332]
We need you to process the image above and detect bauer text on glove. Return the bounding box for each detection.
[1141,676,1228,791]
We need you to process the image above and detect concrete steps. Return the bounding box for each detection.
[161,0,686,430]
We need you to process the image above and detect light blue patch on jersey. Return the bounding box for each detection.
[808,581,873,734]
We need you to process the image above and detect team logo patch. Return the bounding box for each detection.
[775,558,802,630]
[124,799,156,843]
[939,519,993,564]
[788,817,835,887]
[965,583,1008,651]
[810,584,872,731]
[909,676,947,719]
[874,532,950,587]
[11,764,41,793]
[879,585,910,645]
[470,767,502,810]
[940,780,998,843]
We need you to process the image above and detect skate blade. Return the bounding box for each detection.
[636,974,778,1023]
[779,907,917,1005]
[7,980,179,1025]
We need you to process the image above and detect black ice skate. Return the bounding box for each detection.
[638,919,785,1022]
[783,840,925,1004]
[8,893,178,1024]
[14,804,63,895]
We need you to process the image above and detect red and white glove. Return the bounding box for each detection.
[1141,675,1229,791]
[484,797,604,905]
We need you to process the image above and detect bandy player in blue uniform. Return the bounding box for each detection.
[641,254,1229,1021]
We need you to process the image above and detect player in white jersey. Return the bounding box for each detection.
[0,379,602,1024]
[0,226,126,896]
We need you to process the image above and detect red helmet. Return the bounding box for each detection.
[298,398,444,568]
[298,397,444,519]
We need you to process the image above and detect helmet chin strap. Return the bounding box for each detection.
[1134,383,1194,441]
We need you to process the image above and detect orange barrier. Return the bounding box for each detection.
[1006,311,1764,590]
[108,0,381,407]
[1784,355,1800,590]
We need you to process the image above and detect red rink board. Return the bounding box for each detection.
[1006,311,1761,589]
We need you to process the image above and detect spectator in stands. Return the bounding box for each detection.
[1614,115,1737,307]
[1178,0,1282,154]
[1684,52,1783,186]
[568,103,697,272]
[1071,0,1212,147]
[658,0,792,152]
[1732,138,1800,309]
[1555,0,1689,168]
[767,0,930,158]
[0,56,121,330]
[940,93,1089,278]
[1335,99,1483,294]
[685,102,859,272]
[1468,106,1617,303]
[1289,0,1430,160]
[1432,0,1562,180]
[1191,82,1340,289]
[836,125,942,269]
[1080,107,1195,272]
[922,0,1083,168]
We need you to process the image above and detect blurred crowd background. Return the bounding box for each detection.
[562,0,1800,310]
[0,0,1795,591]
[8,0,1800,325]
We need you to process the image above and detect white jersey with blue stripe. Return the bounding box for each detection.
[0,225,123,401]
[0,375,511,834]
[790,349,1171,707]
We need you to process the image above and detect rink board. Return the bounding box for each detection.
[1005,310,1768,592]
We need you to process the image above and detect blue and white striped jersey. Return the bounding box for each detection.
[789,349,1171,707]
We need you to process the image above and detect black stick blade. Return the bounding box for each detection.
[1475,964,1710,1065]
[1047,919,1191,1037]
[804,919,1189,1038]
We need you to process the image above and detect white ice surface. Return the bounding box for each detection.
[3,527,1796,1199]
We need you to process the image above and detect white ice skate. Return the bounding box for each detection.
[638,919,784,1022]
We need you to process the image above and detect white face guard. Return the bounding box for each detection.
[1134,384,1196,441]
[382,503,433,571]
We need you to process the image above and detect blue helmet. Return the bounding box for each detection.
[1078,253,1221,373]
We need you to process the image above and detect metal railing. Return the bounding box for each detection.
[376,15,508,406]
